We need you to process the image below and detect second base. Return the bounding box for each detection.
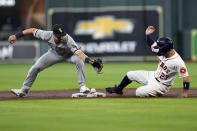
[72,92,106,98]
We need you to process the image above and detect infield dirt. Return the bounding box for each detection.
[0,88,197,100]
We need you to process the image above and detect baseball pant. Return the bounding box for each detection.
[22,49,86,91]
[126,70,170,97]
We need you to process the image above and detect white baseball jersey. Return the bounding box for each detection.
[154,51,189,86]
[127,42,189,97]
[128,52,189,97]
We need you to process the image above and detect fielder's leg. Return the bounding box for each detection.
[66,55,90,93]
[21,49,64,94]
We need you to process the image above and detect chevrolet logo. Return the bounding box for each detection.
[74,16,134,39]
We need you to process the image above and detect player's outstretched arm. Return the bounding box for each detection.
[8,28,37,44]
[75,50,103,74]
[181,76,189,98]
[75,50,89,62]
[145,26,156,48]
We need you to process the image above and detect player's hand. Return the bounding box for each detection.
[181,89,188,98]
[8,35,17,44]
[145,26,155,35]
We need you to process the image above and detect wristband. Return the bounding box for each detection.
[85,57,92,64]
[146,35,154,48]
[183,82,189,90]
[15,32,24,39]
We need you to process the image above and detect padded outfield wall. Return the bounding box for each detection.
[45,0,197,61]
[1,0,196,63]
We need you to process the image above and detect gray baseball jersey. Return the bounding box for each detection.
[34,29,80,58]
[21,29,86,92]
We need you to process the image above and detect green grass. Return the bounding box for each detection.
[0,99,197,131]
[0,62,196,91]
[0,62,197,131]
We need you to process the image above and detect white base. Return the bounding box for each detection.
[72,92,106,98]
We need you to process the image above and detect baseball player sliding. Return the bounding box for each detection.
[8,24,103,97]
[106,26,190,98]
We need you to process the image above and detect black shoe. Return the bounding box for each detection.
[105,85,123,95]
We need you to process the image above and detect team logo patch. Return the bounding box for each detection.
[180,67,186,74]
[58,28,63,33]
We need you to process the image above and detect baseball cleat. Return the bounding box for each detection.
[11,89,27,97]
[80,86,90,94]
[105,85,123,95]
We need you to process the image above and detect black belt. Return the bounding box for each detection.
[155,77,171,87]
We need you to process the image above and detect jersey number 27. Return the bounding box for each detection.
[159,72,169,80]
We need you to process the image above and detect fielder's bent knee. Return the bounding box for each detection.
[76,59,84,66]
[73,56,84,65]
[31,65,43,73]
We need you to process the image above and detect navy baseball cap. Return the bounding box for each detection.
[52,24,66,37]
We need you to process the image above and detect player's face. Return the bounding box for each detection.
[53,34,64,44]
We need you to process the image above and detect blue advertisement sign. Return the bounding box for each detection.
[49,7,162,57]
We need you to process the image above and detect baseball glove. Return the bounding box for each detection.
[92,58,103,74]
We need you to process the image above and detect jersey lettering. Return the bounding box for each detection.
[159,62,171,73]
[155,52,188,86]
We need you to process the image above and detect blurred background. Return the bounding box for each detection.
[0,0,197,63]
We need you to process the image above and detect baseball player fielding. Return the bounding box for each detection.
[8,24,103,97]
